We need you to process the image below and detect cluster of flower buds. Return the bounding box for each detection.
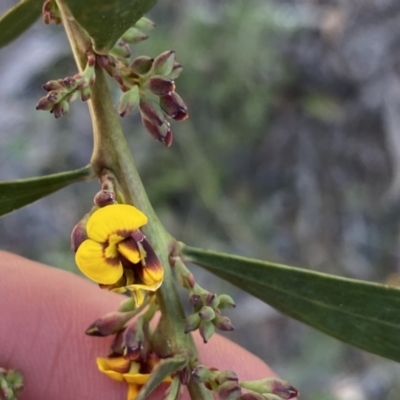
[185,285,236,343]
[42,0,61,25]
[95,19,187,147]
[36,52,96,118]
[192,365,298,400]
[116,50,187,147]
[0,368,24,400]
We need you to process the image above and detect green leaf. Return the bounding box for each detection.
[0,166,93,217]
[64,0,158,54]
[183,245,400,363]
[0,0,43,49]
[135,355,187,400]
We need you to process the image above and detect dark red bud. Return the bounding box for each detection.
[35,97,53,111]
[147,75,175,96]
[159,92,188,121]
[93,190,115,207]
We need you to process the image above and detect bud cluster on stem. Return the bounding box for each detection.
[192,366,298,400]
[170,255,235,343]
[36,52,96,118]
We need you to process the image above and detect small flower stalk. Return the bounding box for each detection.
[36,52,96,118]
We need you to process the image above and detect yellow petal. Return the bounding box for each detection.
[127,383,140,400]
[75,239,123,284]
[118,238,142,264]
[87,204,148,243]
[96,357,129,382]
[123,373,151,385]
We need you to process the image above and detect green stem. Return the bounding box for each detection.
[56,2,212,399]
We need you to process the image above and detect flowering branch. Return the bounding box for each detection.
[55,1,213,399]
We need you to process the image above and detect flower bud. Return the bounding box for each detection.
[122,27,148,44]
[122,324,142,360]
[189,293,203,310]
[130,56,154,75]
[218,381,242,400]
[147,75,175,96]
[80,86,92,101]
[93,189,116,207]
[213,315,234,331]
[139,98,165,125]
[35,96,54,111]
[141,116,173,147]
[204,292,218,307]
[152,50,176,76]
[240,378,298,400]
[85,311,127,337]
[217,294,236,309]
[97,54,110,69]
[199,321,215,343]
[52,99,69,118]
[168,62,184,79]
[184,313,201,333]
[215,370,238,385]
[191,365,214,383]
[70,214,89,252]
[110,41,132,58]
[109,331,124,357]
[159,92,188,121]
[134,17,156,31]
[198,306,215,322]
[118,85,140,117]
[178,366,191,385]
[62,76,77,89]
[46,90,63,104]
[43,80,63,91]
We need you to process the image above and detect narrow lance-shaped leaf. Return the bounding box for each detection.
[0,0,43,48]
[135,355,187,400]
[0,165,94,217]
[63,0,158,54]
[183,245,400,363]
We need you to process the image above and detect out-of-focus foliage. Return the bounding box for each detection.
[0,166,92,216]
[64,0,157,53]
[2,0,400,399]
[0,0,42,48]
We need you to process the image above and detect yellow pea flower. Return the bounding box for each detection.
[75,204,163,298]
[97,356,171,400]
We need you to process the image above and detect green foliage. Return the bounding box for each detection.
[64,0,157,53]
[0,166,93,217]
[183,245,400,363]
[136,355,187,400]
[0,0,42,48]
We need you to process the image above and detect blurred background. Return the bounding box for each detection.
[2,0,400,398]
